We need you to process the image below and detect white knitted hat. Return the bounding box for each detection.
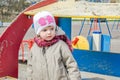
[33,11,56,34]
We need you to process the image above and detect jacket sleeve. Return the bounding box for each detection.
[26,50,33,80]
[60,41,81,80]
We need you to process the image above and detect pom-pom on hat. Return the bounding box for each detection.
[33,11,56,34]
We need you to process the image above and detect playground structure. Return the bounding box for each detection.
[0,0,120,79]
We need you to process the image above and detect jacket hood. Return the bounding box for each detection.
[56,26,65,36]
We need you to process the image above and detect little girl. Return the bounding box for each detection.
[27,11,81,80]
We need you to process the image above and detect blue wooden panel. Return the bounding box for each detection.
[101,34,111,52]
[87,36,93,50]
[72,49,120,77]
[58,17,71,40]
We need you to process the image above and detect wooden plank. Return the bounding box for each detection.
[81,71,120,80]
[72,49,120,77]
[0,76,17,80]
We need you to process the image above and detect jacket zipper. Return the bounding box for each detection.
[42,47,50,80]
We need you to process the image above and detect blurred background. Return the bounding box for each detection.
[0,0,120,24]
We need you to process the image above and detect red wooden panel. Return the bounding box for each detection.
[0,0,57,78]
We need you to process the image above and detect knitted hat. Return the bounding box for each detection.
[33,11,56,34]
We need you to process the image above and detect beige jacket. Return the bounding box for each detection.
[27,40,81,80]
[27,27,81,80]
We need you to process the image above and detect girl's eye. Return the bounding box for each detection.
[43,29,47,32]
[50,28,54,30]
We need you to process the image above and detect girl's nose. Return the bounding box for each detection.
[47,30,51,34]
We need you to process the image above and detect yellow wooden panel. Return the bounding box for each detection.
[72,36,89,50]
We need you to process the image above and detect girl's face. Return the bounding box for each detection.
[39,26,56,41]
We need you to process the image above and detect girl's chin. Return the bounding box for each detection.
[45,37,54,41]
